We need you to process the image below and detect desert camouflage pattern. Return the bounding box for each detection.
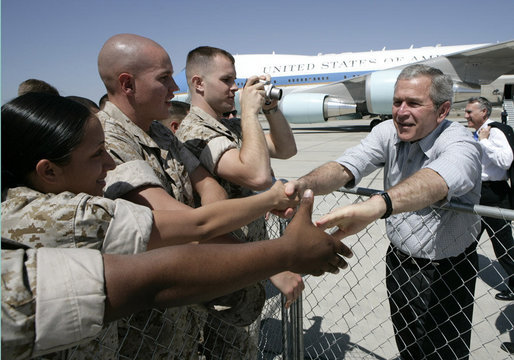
[97,102,207,358]
[177,105,268,244]
[2,187,116,249]
[177,105,269,359]
[98,101,197,207]
[2,246,37,360]
[1,188,151,359]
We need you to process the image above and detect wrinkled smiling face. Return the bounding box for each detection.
[464,101,487,131]
[393,76,447,142]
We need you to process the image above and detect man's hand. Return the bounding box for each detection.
[283,189,353,276]
[478,125,491,140]
[240,75,266,115]
[269,271,304,308]
[315,196,385,240]
[267,180,300,218]
[284,179,307,198]
[260,74,280,111]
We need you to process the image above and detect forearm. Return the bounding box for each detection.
[190,166,228,205]
[316,168,450,235]
[148,189,284,247]
[238,108,273,183]
[103,241,288,322]
[299,161,353,196]
[265,109,297,159]
[387,168,448,214]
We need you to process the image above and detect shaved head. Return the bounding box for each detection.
[98,33,168,94]
[97,33,177,129]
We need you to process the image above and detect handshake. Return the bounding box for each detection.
[265,179,354,277]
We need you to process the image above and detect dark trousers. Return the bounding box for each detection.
[386,242,478,360]
[479,181,514,291]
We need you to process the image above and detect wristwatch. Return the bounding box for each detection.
[371,191,393,219]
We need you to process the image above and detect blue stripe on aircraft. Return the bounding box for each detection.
[173,70,370,95]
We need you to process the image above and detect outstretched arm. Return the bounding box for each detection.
[285,161,354,199]
[147,180,300,248]
[316,168,448,238]
[105,189,353,321]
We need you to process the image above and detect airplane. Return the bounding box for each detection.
[173,40,514,127]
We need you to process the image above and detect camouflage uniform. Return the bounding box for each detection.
[98,101,198,206]
[1,186,152,359]
[1,187,152,253]
[98,101,205,359]
[176,105,268,244]
[2,245,105,360]
[176,105,268,359]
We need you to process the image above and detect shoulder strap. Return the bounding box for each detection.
[488,122,514,156]
[1,238,31,250]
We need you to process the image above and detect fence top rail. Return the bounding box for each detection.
[335,186,514,221]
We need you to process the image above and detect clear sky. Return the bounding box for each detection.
[2,0,513,105]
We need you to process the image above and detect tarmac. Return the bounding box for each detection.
[262,113,514,359]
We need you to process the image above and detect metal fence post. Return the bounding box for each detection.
[279,217,304,360]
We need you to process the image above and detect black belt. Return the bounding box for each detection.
[390,242,476,268]
[390,245,441,267]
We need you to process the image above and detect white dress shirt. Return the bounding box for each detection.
[478,119,513,181]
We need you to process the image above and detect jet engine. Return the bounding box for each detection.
[279,93,356,124]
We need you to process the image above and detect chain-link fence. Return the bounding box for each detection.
[39,186,514,359]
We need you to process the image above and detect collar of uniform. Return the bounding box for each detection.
[189,105,225,128]
[188,105,237,136]
[101,101,161,150]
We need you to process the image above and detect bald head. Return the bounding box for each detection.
[98,33,168,94]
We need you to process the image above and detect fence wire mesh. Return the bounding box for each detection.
[37,186,514,360]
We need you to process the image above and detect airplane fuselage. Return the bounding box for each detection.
[173,41,514,124]
[175,44,486,98]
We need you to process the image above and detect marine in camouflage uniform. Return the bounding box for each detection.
[98,101,206,359]
[176,105,268,244]
[1,187,153,359]
[98,101,198,207]
[2,245,106,360]
[176,105,268,359]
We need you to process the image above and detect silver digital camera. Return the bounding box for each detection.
[259,80,283,103]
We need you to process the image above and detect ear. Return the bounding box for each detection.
[119,73,135,95]
[35,159,63,184]
[170,121,180,133]
[437,101,451,123]
[191,75,204,92]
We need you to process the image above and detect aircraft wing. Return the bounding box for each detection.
[280,40,514,123]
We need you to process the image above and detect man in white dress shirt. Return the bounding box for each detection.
[466,96,514,302]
